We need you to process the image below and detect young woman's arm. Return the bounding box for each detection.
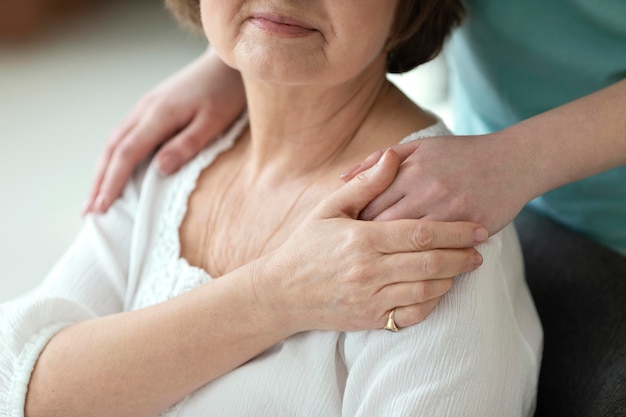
[350,79,626,234]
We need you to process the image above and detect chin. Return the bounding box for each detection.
[233,44,328,85]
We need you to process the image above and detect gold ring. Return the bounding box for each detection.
[384,308,399,332]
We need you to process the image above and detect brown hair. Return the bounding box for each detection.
[165,0,465,74]
[387,0,464,73]
[165,0,202,31]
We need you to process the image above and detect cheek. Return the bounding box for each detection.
[327,28,392,74]
[200,2,241,66]
[200,1,217,42]
[201,0,232,42]
[328,5,397,65]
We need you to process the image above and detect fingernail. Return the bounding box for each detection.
[339,163,361,179]
[159,155,179,175]
[474,228,488,243]
[473,252,483,268]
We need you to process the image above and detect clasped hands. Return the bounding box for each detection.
[249,149,486,332]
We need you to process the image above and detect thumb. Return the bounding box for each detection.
[339,140,421,182]
[319,149,400,219]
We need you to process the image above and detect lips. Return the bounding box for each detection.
[248,12,317,36]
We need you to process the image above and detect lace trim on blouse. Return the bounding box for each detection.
[131,116,246,312]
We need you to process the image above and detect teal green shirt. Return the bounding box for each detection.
[448,0,626,255]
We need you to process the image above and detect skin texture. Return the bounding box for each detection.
[26,1,487,416]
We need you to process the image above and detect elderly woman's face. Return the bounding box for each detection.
[201,0,399,85]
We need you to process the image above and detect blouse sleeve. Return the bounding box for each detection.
[340,226,543,417]
[0,165,146,417]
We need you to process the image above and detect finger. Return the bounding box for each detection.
[393,298,443,328]
[358,183,407,221]
[154,112,220,175]
[368,195,426,222]
[83,118,138,215]
[382,277,454,305]
[93,114,186,213]
[379,248,481,283]
[339,141,422,182]
[389,140,425,161]
[339,149,385,182]
[318,149,400,219]
[367,220,488,254]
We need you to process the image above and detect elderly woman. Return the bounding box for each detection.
[0,0,541,416]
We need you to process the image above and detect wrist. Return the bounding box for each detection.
[246,257,304,338]
[487,129,553,202]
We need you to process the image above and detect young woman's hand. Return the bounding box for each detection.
[341,134,533,235]
[256,150,488,333]
[84,49,246,214]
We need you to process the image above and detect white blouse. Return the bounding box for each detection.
[0,116,542,417]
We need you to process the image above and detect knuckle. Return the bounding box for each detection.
[353,169,370,184]
[112,141,138,163]
[343,224,364,249]
[421,178,444,202]
[344,263,369,285]
[450,194,470,214]
[138,92,158,107]
[145,103,171,120]
[420,251,443,277]
[412,223,435,249]
[179,132,205,150]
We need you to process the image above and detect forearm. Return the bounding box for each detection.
[25,262,287,417]
[494,78,626,199]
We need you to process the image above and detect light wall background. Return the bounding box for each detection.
[0,0,450,303]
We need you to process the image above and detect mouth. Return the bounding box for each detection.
[248,12,318,36]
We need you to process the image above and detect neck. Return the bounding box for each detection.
[240,58,395,181]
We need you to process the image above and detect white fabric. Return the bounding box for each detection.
[0,115,542,417]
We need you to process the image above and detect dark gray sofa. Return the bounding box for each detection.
[514,208,626,417]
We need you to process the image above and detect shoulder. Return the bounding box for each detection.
[400,117,451,143]
[340,226,542,415]
[131,112,249,207]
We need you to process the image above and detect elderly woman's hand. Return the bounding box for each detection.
[84,49,246,214]
[255,150,487,333]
